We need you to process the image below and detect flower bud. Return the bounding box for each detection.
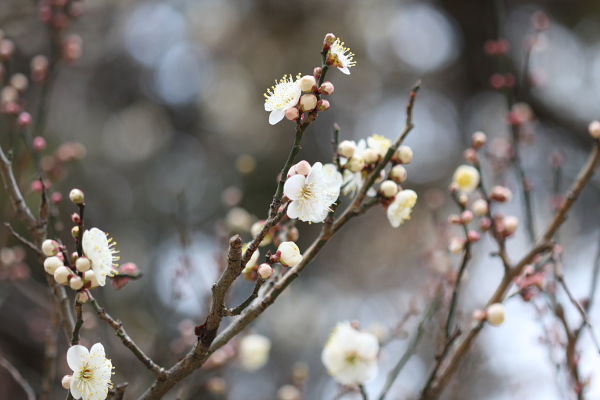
[319,81,334,95]
[347,155,365,172]
[390,165,407,183]
[31,55,49,82]
[288,160,311,177]
[69,188,84,204]
[44,256,63,275]
[258,263,273,279]
[471,199,488,217]
[589,121,600,139]
[480,217,491,232]
[458,193,468,207]
[278,385,301,400]
[448,237,465,254]
[251,221,273,246]
[62,375,72,390]
[362,148,379,164]
[467,230,481,242]
[0,39,15,60]
[472,309,487,322]
[42,239,60,256]
[286,226,299,242]
[17,111,32,128]
[313,67,322,80]
[298,75,316,92]
[75,257,91,272]
[76,291,89,303]
[299,94,317,112]
[51,192,63,204]
[10,73,28,92]
[338,140,356,158]
[472,131,487,149]
[486,303,506,326]
[503,216,519,235]
[448,214,461,225]
[316,99,330,111]
[31,136,47,153]
[285,107,300,121]
[490,186,512,202]
[62,34,82,64]
[71,226,79,239]
[395,146,413,164]
[70,275,84,290]
[277,242,303,267]
[54,266,71,285]
[461,210,474,224]
[380,180,398,198]
[463,148,478,163]
[84,270,99,288]
[323,33,336,48]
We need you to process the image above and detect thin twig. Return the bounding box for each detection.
[223,279,264,316]
[71,300,84,346]
[89,296,164,376]
[0,352,36,400]
[359,384,368,400]
[4,223,43,257]
[379,291,443,400]
[108,383,129,400]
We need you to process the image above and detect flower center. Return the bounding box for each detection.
[345,351,359,365]
[300,182,316,201]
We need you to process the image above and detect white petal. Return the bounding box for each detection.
[70,377,83,399]
[269,108,286,125]
[287,201,301,219]
[306,162,322,184]
[339,66,350,75]
[67,345,89,371]
[284,175,306,200]
[264,102,272,111]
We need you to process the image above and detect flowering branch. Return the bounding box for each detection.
[90,296,164,377]
[0,352,36,400]
[420,140,600,400]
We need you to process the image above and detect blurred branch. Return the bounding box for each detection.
[108,382,129,400]
[359,384,368,400]
[136,83,421,400]
[41,309,59,400]
[4,223,43,257]
[89,296,164,377]
[0,351,36,400]
[420,140,600,400]
[379,290,443,400]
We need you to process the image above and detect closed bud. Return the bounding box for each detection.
[319,81,334,95]
[277,242,303,267]
[31,55,49,82]
[390,165,407,183]
[467,230,481,242]
[62,34,82,64]
[62,375,72,390]
[44,256,64,274]
[448,214,461,224]
[338,140,356,158]
[458,193,468,207]
[347,155,365,172]
[380,180,398,198]
[503,216,519,235]
[300,94,317,112]
[258,263,273,279]
[76,291,89,304]
[75,257,91,272]
[84,270,99,288]
[288,160,311,177]
[490,186,512,203]
[448,237,465,254]
[486,303,506,326]
[285,107,300,121]
[588,121,600,139]
[461,210,474,224]
[471,131,487,149]
[316,99,330,111]
[10,73,28,92]
[72,213,81,224]
[69,188,85,204]
[71,226,79,239]
[33,136,46,152]
[480,217,491,232]
[0,39,15,60]
[313,67,322,80]
[395,146,413,164]
[298,75,316,92]
[471,199,489,217]
[287,226,299,242]
[70,275,84,290]
[363,148,379,164]
[463,148,478,163]
[323,33,336,48]
[42,239,60,257]
[54,266,71,285]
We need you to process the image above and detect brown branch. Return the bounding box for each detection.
[71,300,84,346]
[134,84,421,400]
[90,296,164,377]
[223,279,264,317]
[4,223,43,257]
[0,351,36,400]
[420,140,600,400]
[108,383,129,400]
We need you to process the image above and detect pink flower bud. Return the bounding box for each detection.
[471,131,487,149]
[18,112,32,128]
[119,262,139,275]
[490,186,512,202]
[490,73,505,89]
[323,33,336,49]
[0,39,15,60]
[33,136,46,152]
[76,291,89,303]
[31,55,49,82]
[112,276,130,290]
[448,237,465,254]
[463,148,478,163]
[313,67,322,81]
[316,99,330,111]
[448,214,461,225]
[472,309,486,321]
[51,192,63,204]
[467,230,481,242]
[31,180,43,193]
[461,210,474,224]
[448,182,459,195]
[288,160,311,178]
[257,263,273,279]
[62,34,82,64]
[285,107,300,121]
[62,375,72,390]
[319,81,334,95]
[300,94,317,112]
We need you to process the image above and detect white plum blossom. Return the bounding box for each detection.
[328,38,356,75]
[239,334,271,371]
[321,322,379,386]
[367,135,392,159]
[264,74,302,125]
[82,228,119,287]
[277,241,303,267]
[67,343,113,400]
[284,162,342,223]
[387,189,417,228]
[452,165,480,193]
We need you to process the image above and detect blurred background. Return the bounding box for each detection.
[1,0,600,399]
